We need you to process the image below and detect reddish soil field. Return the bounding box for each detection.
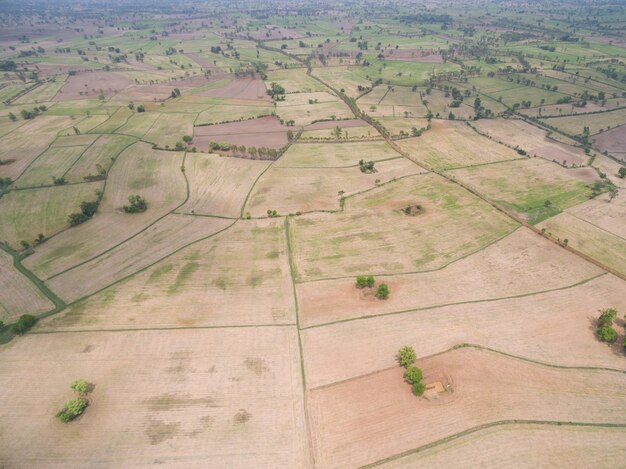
[193,116,288,149]
[196,77,269,100]
[308,347,626,468]
[54,71,133,101]
[248,26,305,40]
[304,118,368,130]
[381,49,444,63]
[185,53,230,75]
[592,123,626,156]
[530,143,588,166]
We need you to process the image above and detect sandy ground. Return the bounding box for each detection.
[0,327,308,468]
[297,227,602,327]
[193,116,288,150]
[275,141,400,167]
[308,347,626,468]
[301,273,626,388]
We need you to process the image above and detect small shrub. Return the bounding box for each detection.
[123,195,147,214]
[356,275,375,289]
[376,283,390,300]
[598,308,617,328]
[12,314,37,334]
[397,346,416,368]
[70,379,90,396]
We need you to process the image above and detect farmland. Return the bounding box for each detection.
[1,0,625,467]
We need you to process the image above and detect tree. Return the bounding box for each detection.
[597,326,617,343]
[397,346,416,368]
[182,135,193,143]
[12,314,37,334]
[68,212,89,226]
[8,112,16,121]
[376,283,390,300]
[80,201,99,217]
[618,167,626,179]
[356,275,375,289]
[137,105,145,112]
[56,397,88,422]
[70,379,90,396]
[20,240,30,250]
[598,308,617,328]
[404,366,423,385]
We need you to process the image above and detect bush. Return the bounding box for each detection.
[56,397,88,423]
[12,314,37,334]
[123,195,147,213]
[80,201,99,217]
[137,105,145,112]
[597,326,617,343]
[68,212,89,226]
[411,382,426,396]
[397,346,416,368]
[598,308,617,328]
[355,275,375,289]
[376,283,390,300]
[404,366,423,385]
[70,379,90,396]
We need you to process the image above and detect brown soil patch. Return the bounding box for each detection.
[531,143,588,167]
[193,116,288,150]
[380,49,444,63]
[308,347,626,468]
[54,71,133,101]
[196,77,269,101]
[592,123,626,155]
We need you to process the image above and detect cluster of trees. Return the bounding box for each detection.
[618,167,626,179]
[56,379,92,423]
[267,82,285,100]
[170,88,181,98]
[68,192,102,226]
[596,308,624,348]
[8,105,47,121]
[20,233,46,250]
[12,314,37,335]
[397,346,425,396]
[266,209,279,217]
[359,160,376,173]
[209,141,281,159]
[355,275,389,299]
[123,195,147,213]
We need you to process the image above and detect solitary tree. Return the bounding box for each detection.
[376,283,390,300]
[404,366,423,385]
[70,379,90,396]
[12,314,37,335]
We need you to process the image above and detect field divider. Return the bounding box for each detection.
[284,216,317,468]
[300,271,607,330]
[361,420,626,468]
[30,323,297,335]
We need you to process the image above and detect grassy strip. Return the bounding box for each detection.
[0,242,66,344]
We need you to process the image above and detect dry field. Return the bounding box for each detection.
[193,116,288,150]
[379,423,626,468]
[592,123,626,156]
[538,210,626,276]
[0,327,308,468]
[114,112,162,138]
[39,219,295,330]
[301,273,626,388]
[196,77,269,101]
[377,117,429,137]
[54,71,133,101]
[195,103,274,125]
[450,158,597,224]
[289,173,518,281]
[246,157,422,216]
[472,118,588,166]
[422,90,475,119]
[266,68,327,93]
[15,144,88,188]
[276,141,401,167]
[64,134,138,182]
[180,152,270,217]
[46,213,233,302]
[143,113,196,148]
[296,228,603,327]
[311,66,371,98]
[275,92,353,125]
[89,106,134,134]
[24,142,187,279]
[0,249,54,322]
[308,347,626,468]
[0,182,105,249]
[398,120,521,170]
[358,85,428,118]
[0,115,72,179]
[540,107,626,136]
